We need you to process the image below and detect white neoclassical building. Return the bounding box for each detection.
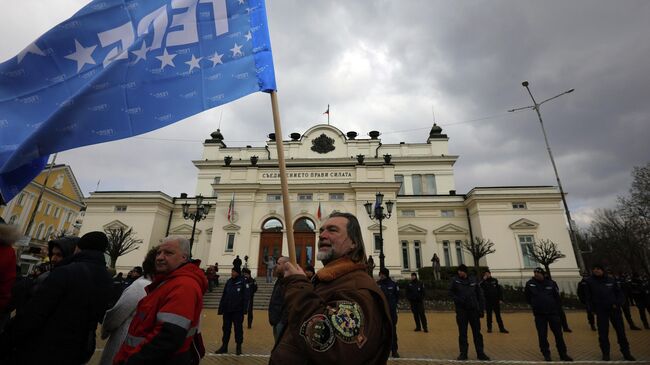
[79,123,581,291]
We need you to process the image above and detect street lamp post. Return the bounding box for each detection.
[182,194,212,257]
[364,192,394,271]
[508,80,585,272]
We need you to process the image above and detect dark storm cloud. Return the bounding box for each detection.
[1,1,649,226]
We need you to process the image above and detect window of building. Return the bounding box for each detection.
[443,240,451,267]
[35,223,45,239]
[401,241,410,269]
[54,207,60,218]
[9,215,17,224]
[294,217,315,232]
[425,174,437,194]
[298,193,313,201]
[441,209,455,218]
[213,176,221,184]
[455,240,465,265]
[225,233,235,252]
[414,240,423,269]
[114,205,127,212]
[45,226,54,240]
[519,235,537,268]
[17,193,25,206]
[66,212,73,223]
[373,233,381,252]
[267,194,281,201]
[395,175,405,195]
[512,202,527,210]
[401,210,415,217]
[329,193,344,201]
[262,218,283,232]
[412,174,422,195]
[45,203,52,216]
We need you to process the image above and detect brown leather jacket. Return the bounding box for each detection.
[269,257,392,365]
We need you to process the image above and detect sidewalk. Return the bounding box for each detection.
[90,310,650,364]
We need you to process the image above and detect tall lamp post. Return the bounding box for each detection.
[182,194,212,257]
[508,80,585,272]
[364,192,394,271]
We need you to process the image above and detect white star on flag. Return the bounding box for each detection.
[156,48,177,70]
[230,43,243,57]
[185,54,202,72]
[17,42,46,64]
[245,31,252,41]
[209,52,224,66]
[131,42,149,64]
[238,0,245,4]
[64,39,97,72]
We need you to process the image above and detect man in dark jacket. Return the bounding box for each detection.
[216,266,250,355]
[233,255,243,272]
[629,273,650,329]
[585,263,636,361]
[480,270,508,333]
[406,272,428,332]
[617,273,642,330]
[268,256,289,343]
[242,267,258,329]
[449,264,489,361]
[525,267,573,362]
[578,273,597,331]
[8,231,112,365]
[378,267,400,358]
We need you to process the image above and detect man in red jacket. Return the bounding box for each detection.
[0,223,19,332]
[114,236,208,365]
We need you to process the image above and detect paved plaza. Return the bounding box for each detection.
[90,310,650,365]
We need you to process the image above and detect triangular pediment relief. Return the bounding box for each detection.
[509,218,539,230]
[398,224,427,234]
[103,219,129,230]
[223,223,241,231]
[169,223,201,235]
[367,223,387,231]
[433,223,468,235]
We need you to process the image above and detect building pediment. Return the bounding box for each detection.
[223,223,241,231]
[509,218,539,230]
[169,224,201,235]
[367,223,387,231]
[398,224,428,234]
[103,219,129,230]
[433,223,468,235]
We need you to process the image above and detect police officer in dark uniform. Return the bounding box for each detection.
[480,269,508,333]
[578,273,597,331]
[377,267,400,358]
[242,267,258,329]
[216,267,250,355]
[525,267,573,362]
[629,273,650,329]
[449,264,490,361]
[406,272,428,332]
[585,263,636,361]
[616,273,641,330]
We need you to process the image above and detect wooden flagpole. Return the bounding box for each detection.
[270,91,297,265]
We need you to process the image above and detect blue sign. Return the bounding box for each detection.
[0,0,276,203]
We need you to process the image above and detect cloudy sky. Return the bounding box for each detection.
[2,1,649,227]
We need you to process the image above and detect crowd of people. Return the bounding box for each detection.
[1,215,649,364]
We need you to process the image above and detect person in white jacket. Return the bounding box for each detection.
[99,247,157,365]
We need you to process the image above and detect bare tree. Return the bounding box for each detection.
[529,239,566,279]
[104,227,142,268]
[462,237,496,276]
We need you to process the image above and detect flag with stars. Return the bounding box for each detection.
[0,0,276,203]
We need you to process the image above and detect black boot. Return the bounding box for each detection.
[602,353,610,361]
[590,324,597,331]
[236,343,242,356]
[622,352,636,361]
[499,327,509,333]
[457,353,468,361]
[215,344,228,354]
[477,353,490,361]
[630,324,641,330]
[560,354,574,362]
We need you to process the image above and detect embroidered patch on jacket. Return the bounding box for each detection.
[328,301,367,348]
[300,314,335,352]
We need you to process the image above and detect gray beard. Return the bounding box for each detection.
[317,249,334,264]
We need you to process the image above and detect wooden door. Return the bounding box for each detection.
[294,231,316,269]
[258,232,283,277]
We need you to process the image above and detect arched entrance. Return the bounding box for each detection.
[294,217,316,269]
[258,218,283,277]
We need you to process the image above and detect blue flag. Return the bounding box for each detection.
[0,0,276,203]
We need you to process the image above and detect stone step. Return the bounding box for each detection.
[203,281,276,309]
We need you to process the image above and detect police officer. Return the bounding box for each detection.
[525,267,573,362]
[629,273,650,329]
[242,267,258,329]
[615,273,641,331]
[215,267,250,355]
[578,273,597,331]
[585,263,636,361]
[480,270,508,333]
[449,264,490,361]
[406,272,428,332]
[378,267,400,358]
